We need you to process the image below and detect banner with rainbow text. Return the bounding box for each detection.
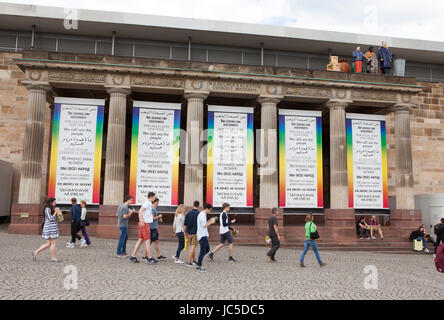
[346,113,389,209]
[129,101,181,206]
[279,109,323,208]
[48,97,105,204]
[207,105,254,207]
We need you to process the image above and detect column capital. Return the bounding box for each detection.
[388,103,417,113]
[21,80,52,92]
[184,91,209,100]
[106,87,131,95]
[326,99,352,110]
[258,95,283,105]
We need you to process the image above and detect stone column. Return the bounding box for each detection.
[258,97,279,208]
[103,88,130,205]
[328,100,350,209]
[392,105,415,210]
[183,92,208,207]
[325,99,356,242]
[18,83,51,204]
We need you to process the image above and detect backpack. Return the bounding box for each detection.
[435,244,444,273]
[434,224,444,237]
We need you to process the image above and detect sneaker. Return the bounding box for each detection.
[196,266,207,273]
[157,256,167,261]
[172,255,178,260]
[174,259,184,264]
[266,255,273,262]
[228,257,237,263]
[148,258,159,264]
[360,237,364,240]
[129,256,140,263]
[208,252,214,261]
[380,236,384,240]
[192,261,198,266]
[320,262,327,267]
[425,248,430,253]
[300,263,306,268]
[80,239,86,248]
[185,262,194,267]
[66,242,74,248]
[141,256,149,263]
[51,259,62,263]
[433,254,436,258]
[371,237,376,240]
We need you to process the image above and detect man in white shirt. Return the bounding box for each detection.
[196,203,216,272]
[208,203,237,263]
[129,192,159,263]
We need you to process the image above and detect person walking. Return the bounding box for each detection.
[434,218,444,258]
[80,200,91,247]
[33,198,61,262]
[129,192,157,264]
[116,195,135,258]
[208,203,237,263]
[172,204,186,264]
[184,201,201,267]
[66,197,86,248]
[196,203,216,272]
[147,198,165,261]
[266,208,281,262]
[300,213,327,268]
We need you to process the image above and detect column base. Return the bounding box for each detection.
[390,209,422,239]
[254,208,284,243]
[324,209,356,243]
[96,205,120,239]
[8,203,44,235]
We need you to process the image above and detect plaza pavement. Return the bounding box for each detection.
[0,224,443,300]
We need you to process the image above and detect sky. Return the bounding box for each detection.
[4,0,444,42]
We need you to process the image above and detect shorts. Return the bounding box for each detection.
[220,231,233,244]
[188,234,198,246]
[150,229,159,242]
[138,222,151,241]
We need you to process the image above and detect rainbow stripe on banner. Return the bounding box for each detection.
[346,113,389,209]
[48,98,105,204]
[93,106,104,204]
[47,104,61,199]
[346,118,354,208]
[207,106,254,207]
[206,111,214,206]
[278,110,323,208]
[129,102,181,205]
[129,107,140,202]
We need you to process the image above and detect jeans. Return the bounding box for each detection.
[198,236,210,267]
[70,221,82,243]
[175,232,185,259]
[300,239,323,265]
[267,233,280,260]
[117,227,128,255]
[81,221,91,245]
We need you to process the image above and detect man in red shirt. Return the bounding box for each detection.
[369,215,384,240]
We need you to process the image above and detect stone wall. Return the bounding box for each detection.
[0,52,51,205]
[386,82,444,197]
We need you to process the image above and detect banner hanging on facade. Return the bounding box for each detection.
[129,101,181,206]
[48,97,105,204]
[346,113,389,209]
[278,109,323,208]
[207,105,254,207]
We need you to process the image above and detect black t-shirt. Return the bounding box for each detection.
[268,215,278,235]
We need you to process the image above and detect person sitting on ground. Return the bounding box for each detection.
[410,225,436,253]
[369,215,384,239]
[357,217,370,240]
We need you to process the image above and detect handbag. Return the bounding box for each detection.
[56,212,64,223]
[413,239,424,252]
[309,222,320,240]
[184,236,188,251]
[84,218,90,226]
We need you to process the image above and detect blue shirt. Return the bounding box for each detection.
[149,207,158,230]
[70,204,81,221]
[184,209,199,235]
[352,50,364,62]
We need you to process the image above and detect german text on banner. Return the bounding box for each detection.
[48,97,105,204]
[129,101,181,206]
[207,105,254,207]
[278,109,323,208]
[346,113,389,209]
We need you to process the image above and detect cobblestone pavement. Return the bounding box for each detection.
[0,224,443,300]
